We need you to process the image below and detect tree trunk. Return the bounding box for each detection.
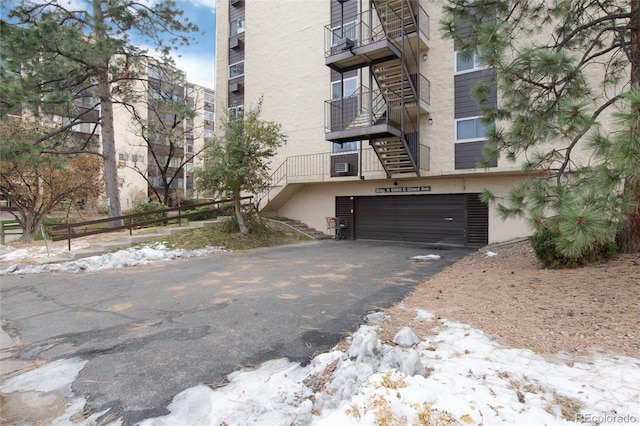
[98,68,123,225]
[93,0,122,225]
[233,188,248,235]
[617,1,640,252]
[617,179,640,253]
[19,212,38,243]
[632,0,640,85]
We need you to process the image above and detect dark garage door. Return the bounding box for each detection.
[353,194,487,245]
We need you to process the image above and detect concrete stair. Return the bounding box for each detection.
[269,217,332,240]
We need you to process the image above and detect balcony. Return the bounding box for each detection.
[324,83,430,143]
[324,3,429,73]
[257,145,431,210]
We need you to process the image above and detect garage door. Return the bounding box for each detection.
[351,194,487,245]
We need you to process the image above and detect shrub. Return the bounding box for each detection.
[529,227,617,269]
[221,209,270,235]
[131,201,167,224]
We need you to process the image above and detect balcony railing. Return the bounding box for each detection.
[258,145,431,206]
[325,85,428,135]
[324,3,429,58]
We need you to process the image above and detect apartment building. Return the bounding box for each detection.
[215,0,528,245]
[3,57,214,211]
[113,62,214,209]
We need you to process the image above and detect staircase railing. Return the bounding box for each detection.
[325,86,419,134]
[257,144,431,208]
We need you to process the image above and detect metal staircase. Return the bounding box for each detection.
[324,0,429,177]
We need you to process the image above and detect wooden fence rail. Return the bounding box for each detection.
[48,196,253,251]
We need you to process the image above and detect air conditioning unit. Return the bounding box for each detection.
[229,82,241,93]
[335,162,350,173]
[230,37,240,49]
[235,105,244,116]
[338,37,355,51]
[231,0,240,5]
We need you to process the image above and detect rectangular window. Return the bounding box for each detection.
[229,105,244,117]
[331,76,358,99]
[455,117,491,142]
[332,141,358,154]
[331,21,357,46]
[230,17,245,36]
[229,61,244,79]
[118,153,129,161]
[131,154,145,163]
[204,92,214,104]
[204,111,215,122]
[455,51,485,74]
[204,129,214,138]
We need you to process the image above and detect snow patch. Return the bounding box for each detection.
[0,243,228,275]
[409,254,441,261]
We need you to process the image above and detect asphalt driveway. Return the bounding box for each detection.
[0,240,473,424]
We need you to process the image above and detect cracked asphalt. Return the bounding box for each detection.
[0,240,473,424]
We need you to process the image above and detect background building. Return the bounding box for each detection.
[214,0,532,245]
[112,61,214,209]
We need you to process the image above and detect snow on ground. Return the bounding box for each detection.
[0,243,228,275]
[2,311,638,426]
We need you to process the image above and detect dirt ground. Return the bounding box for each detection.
[377,241,640,359]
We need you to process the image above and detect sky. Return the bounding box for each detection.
[1,0,217,89]
[1,243,639,425]
[171,0,217,89]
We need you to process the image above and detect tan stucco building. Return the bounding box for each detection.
[215,0,530,245]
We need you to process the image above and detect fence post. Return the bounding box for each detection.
[0,221,4,246]
[129,217,133,236]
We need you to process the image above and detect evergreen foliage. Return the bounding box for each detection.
[442,0,640,266]
[1,0,198,219]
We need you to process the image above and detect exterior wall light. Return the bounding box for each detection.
[428,117,433,125]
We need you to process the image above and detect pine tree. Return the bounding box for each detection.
[1,0,198,221]
[442,0,640,266]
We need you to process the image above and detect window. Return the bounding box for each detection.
[230,17,245,36]
[455,117,492,142]
[185,163,194,172]
[204,111,215,122]
[229,61,244,79]
[204,92,214,104]
[204,129,214,138]
[332,142,358,154]
[229,105,244,117]
[331,76,358,99]
[131,154,145,163]
[331,21,357,46]
[187,145,194,153]
[148,64,163,80]
[118,153,129,161]
[455,50,485,73]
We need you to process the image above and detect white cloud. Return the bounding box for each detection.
[186,0,216,9]
[172,52,215,89]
